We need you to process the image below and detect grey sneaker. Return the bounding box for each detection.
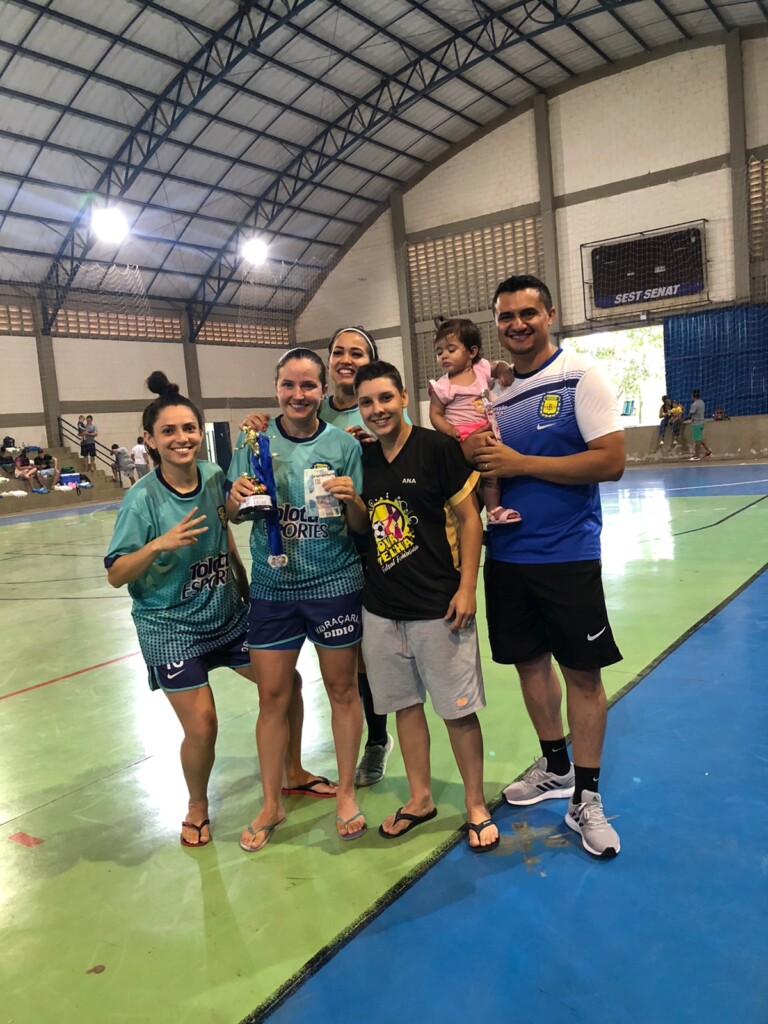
[355,734,394,787]
[565,791,620,858]
[503,756,574,805]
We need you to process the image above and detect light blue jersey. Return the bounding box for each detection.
[228,417,364,601]
[105,461,247,665]
[320,396,365,430]
[320,396,411,431]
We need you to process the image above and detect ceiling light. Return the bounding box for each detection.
[91,206,129,245]
[241,237,269,266]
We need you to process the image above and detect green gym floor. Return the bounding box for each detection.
[1,462,766,1023]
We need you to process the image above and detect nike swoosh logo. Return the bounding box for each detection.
[166,669,184,679]
[587,627,607,641]
[536,423,555,430]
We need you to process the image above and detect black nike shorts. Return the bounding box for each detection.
[483,558,622,671]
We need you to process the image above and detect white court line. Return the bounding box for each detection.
[614,478,768,495]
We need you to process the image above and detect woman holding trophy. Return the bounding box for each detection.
[227,349,366,851]
[105,372,253,849]
[242,329,407,788]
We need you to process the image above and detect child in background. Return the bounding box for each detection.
[429,318,521,525]
[131,436,150,478]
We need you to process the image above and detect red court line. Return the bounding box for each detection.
[0,651,140,702]
[9,832,44,847]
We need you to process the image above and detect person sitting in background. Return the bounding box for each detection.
[14,449,44,491]
[33,450,59,488]
[131,437,150,478]
[111,444,136,486]
[0,447,16,478]
[658,396,682,446]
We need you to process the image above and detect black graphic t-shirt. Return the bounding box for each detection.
[361,426,478,620]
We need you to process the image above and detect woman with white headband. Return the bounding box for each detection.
[321,327,380,441]
[323,327,406,787]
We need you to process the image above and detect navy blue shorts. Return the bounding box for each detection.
[247,591,362,651]
[148,631,250,692]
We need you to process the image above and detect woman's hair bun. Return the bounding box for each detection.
[146,371,180,397]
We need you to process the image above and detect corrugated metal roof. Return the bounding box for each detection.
[0,0,765,337]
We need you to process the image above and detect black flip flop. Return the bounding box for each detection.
[378,806,438,839]
[280,776,336,798]
[180,818,211,848]
[467,818,499,852]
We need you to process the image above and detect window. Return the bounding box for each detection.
[748,158,768,301]
[195,320,291,346]
[407,216,542,390]
[0,304,34,335]
[51,309,181,340]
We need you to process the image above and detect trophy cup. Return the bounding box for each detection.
[235,427,287,568]
[237,428,275,520]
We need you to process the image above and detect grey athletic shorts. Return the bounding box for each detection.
[361,608,485,721]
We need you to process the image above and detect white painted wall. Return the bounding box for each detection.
[403,110,539,232]
[197,343,281,399]
[550,47,729,196]
[0,425,46,448]
[87,412,148,454]
[295,212,400,342]
[376,336,407,378]
[0,336,44,414]
[53,337,188,402]
[203,404,280,449]
[744,37,768,150]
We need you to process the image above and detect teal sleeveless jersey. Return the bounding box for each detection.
[228,417,363,601]
[320,396,411,430]
[105,461,247,665]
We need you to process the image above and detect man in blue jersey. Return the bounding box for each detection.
[467,275,625,858]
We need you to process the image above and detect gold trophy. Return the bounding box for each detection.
[236,427,276,521]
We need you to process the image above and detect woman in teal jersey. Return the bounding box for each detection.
[242,330,402,789]
[322,328,397,786]
[321,326,380,443]
[105,372,252,848]
[228,349,365,851]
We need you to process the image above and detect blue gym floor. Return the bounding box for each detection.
[265,562,767,1024]
[261,462,768,1024]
